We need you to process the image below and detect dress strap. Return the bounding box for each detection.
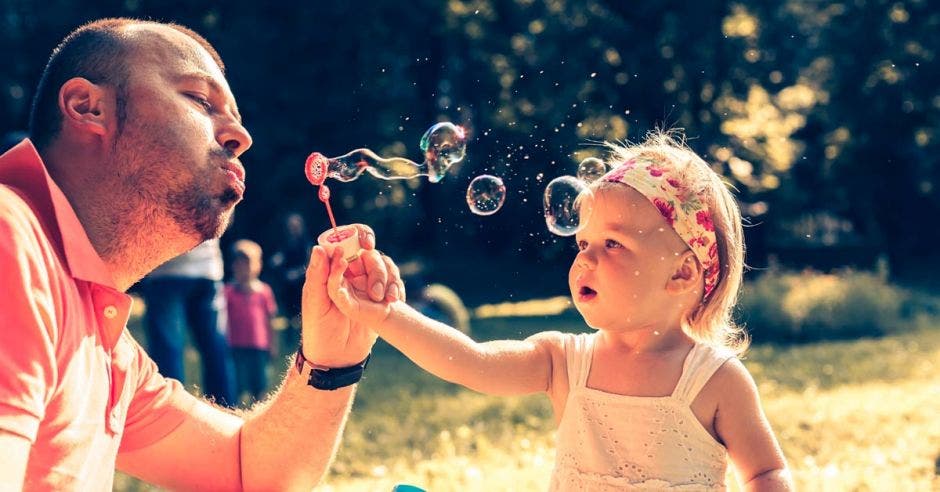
[563,332,597,388]
[671,344,734,404]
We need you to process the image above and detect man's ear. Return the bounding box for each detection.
[58,77,112,137]
[666,250,703,295]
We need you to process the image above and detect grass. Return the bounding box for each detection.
[116,309,940,491]
[319,314,940,491]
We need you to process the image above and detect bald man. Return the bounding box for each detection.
[0,18,402,490]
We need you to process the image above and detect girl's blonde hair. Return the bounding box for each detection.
[231,239,264,276]
[601,130,749,354]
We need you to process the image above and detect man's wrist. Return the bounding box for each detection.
[294,347,370,390]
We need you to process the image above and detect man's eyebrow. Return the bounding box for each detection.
[176,72,243,124]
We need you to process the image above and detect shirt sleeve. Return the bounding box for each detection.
[118,337,200,452]
[0,194,59,442]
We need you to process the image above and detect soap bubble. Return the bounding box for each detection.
[544,176,592,236]
[466,175,506,216]
[420,122,468,182]
[576,157,608,183]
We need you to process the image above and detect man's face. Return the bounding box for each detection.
[109,25,252,242]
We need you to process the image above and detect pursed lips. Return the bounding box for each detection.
[221,161,246,184]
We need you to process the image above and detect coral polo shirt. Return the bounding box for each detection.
[0,140,199,490]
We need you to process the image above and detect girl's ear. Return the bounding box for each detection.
[666,250,703,295]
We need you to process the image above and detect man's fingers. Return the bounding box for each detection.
[353,224,376,251]
[303,246,330,317]
[325,249,349,299]
[307,246,329,284]
[358,249,388,302]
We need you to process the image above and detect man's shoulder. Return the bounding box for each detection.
[0,184,45,243]
[0,183,34,216]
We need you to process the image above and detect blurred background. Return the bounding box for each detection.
[2,0,938,490]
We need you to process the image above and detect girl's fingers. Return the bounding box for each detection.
[382,254,404,302]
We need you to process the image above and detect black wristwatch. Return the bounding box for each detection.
[294,348,370,391]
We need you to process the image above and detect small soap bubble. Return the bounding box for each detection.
[544,176,592,236]
[466,175,506,216]
[576,157,608,183]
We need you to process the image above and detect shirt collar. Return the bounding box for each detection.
[0,139,118,288]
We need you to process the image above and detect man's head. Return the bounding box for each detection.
[30,18,252,258]
[29,18,225,152]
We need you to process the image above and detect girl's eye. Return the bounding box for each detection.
[576,240,588,251]
[605,239,623,249]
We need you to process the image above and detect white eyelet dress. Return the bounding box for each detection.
[549,333,733,491]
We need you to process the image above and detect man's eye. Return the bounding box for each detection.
[187,94,212,112]
[605,239,623,249]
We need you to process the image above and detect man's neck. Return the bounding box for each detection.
[42,143,197,292]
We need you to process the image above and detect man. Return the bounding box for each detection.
[0,18,402,489]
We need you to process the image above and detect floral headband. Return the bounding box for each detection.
[602,157,720,300]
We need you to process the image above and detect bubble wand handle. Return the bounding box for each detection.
[306,152,339,235]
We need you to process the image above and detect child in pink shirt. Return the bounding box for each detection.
[225,240,278,403]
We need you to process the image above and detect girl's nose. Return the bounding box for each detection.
[575,251,596,270]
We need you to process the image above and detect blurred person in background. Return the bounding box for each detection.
[225,239,278,404]
[269,211,313,347]
[140,238,237,406]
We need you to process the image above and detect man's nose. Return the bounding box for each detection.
[218,119,253,158]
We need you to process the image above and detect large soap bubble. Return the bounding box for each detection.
[543,176,593,236]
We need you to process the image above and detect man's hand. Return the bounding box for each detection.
[300,224,402,367]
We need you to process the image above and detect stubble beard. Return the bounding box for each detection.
[165,175,236,242]
[110,110,241,252]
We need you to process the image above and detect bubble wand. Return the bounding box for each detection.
[304,122,468,259]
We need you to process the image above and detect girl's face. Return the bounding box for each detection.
[568,184,690,332]
[232,256,258,282]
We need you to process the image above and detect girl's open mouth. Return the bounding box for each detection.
[578,286,597,301]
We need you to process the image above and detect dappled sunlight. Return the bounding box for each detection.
[473,296,572,318]
[319,325,940,491]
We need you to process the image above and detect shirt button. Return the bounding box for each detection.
[103,305,118,319]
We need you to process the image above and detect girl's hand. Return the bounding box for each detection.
[301,224,400,367]
[325,247,403,327]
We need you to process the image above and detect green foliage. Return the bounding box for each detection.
[1,1,936,295]
[739,268,912,342]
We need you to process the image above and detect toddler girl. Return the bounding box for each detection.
[324,132,792,490]
[225,239,278,403]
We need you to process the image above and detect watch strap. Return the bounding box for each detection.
[294,348,370,390]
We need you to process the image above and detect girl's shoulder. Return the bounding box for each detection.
[525,330,570,353]
[696,350,757,407]
[526,330,592,355]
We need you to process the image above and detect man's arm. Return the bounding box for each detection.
[0,195,59,489]
[116,370,355,491]
[119,225,392,490]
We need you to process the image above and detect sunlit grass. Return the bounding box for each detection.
[321,316,940,491]
[116,302,940,491]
